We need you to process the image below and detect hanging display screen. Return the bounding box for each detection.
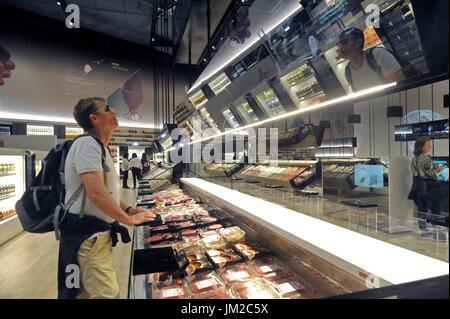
[395,119,449,141]
[354,164,384,188]
[433,159,449,182]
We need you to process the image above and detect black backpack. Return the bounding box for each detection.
[15,134,107,239]
[345,47,419,88]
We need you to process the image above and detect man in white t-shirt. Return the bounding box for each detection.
[121,154,130,189]
[62,97,155,299]
[337,27,406,92]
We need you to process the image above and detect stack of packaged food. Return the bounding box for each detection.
[139,186,327,299]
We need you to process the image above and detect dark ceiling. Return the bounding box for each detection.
[0,0,231,63]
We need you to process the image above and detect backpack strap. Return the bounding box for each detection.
[344,63,353,88]
[366,47,383,76]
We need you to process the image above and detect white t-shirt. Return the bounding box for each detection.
[129,158,141,169]
[64,136,119,223]
[349,48,402,92]
[121,158,129,171]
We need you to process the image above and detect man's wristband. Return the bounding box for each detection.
[125,206,133,214]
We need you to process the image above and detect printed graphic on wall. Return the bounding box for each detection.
[107,70,144,122]
[0,46,15,87]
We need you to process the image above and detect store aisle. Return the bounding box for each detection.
[0,187,137,299]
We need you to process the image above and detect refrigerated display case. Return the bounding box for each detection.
[236,160,320,189]
[234,99,260,124]
[65,126,84,140]
[188,90,208,109]
[322,158,371,193]
[26,124,54,136]
[0,148,25,245]
[221,107,240,129]
[254,87,287,117]
[199,108,220,134]
[279,62,326,109]
[208,72,231,96]
[204,163,243,177]
[128,180,449,299]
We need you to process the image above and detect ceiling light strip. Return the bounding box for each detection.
[166,82,396,152]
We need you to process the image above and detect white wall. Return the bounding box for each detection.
[354,79,449,158]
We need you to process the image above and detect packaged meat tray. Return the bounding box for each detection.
[198,229,226,247]
[250,257,293,278]
[179,228,201,237]
[218,263,257,285]
[145,232,179,245]
[206,248,244,268]
[187,271,225,294]
[192,288,237,299]
[266,276,306,299]
[232,242,272,260]
[232,278,281,299]
[185,258,214,276]
[153,279,191,299]
[218,226,246,243]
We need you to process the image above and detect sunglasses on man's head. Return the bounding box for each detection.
[93,104,112,114]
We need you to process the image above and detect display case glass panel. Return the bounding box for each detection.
[255,88,286,117]
[279,63,326,109]
[235,100,259,124]
[209,72,231,96]
[222,108,240,129]
[188,90,208,109]
[199,108,220,133]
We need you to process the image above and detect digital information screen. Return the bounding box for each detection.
[433,160,449,182]
[354,164,384,189]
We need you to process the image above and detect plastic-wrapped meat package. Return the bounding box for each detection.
[232,242,272,261]
[218,226,246,243]
[266,276,306,299]
[145,232,178,245]
[218,263,256,286]
[185,259,214,276]
[154,279,190,299]
[198,216,218,225]
[180,228,204,237]
[250,257,293,278]
[193,209,211,217]
[192,288,237,299]
[172,221,196,230]
[232,279,281,299]
[206,248,244,268]
[198,230,225,248]
[187,271,225,295]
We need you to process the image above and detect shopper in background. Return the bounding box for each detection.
[337,27,405,92]
[121,153,130,189]
[59,97,155,299]
[129,153,142,189]
[141,153,150,177]
[408,137,446,236]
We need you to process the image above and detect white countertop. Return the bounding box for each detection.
[181,178,449,286]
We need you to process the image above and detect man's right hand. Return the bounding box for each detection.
[130,211,155,225]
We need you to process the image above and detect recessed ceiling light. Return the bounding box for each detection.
[57,1,61,5]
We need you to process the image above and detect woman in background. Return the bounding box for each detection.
[121,153,130,189]
[408,137,445,235]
